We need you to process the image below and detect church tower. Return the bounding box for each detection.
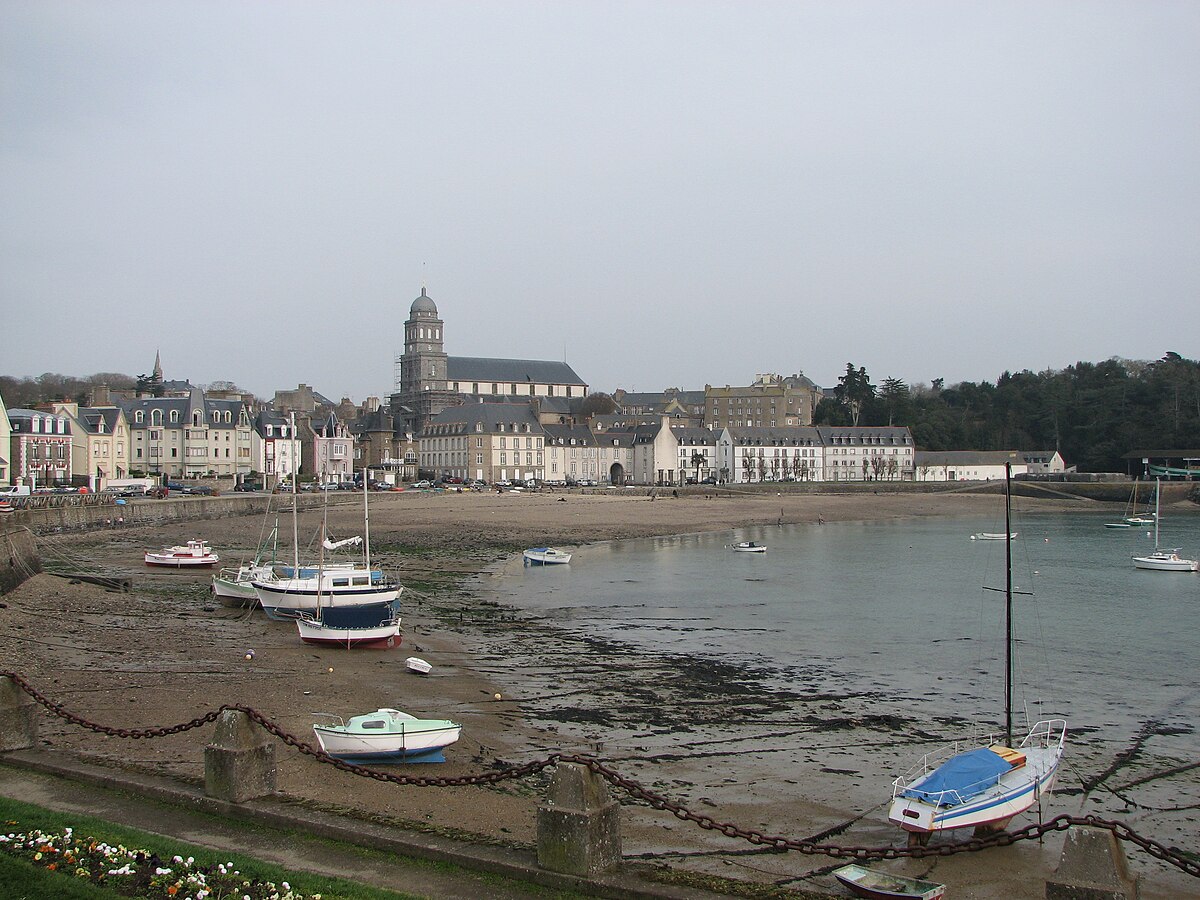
[395,288,448,394]
[390,287,460,435]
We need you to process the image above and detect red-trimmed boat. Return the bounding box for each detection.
[145,539,219,568]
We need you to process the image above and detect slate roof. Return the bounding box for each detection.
[724,426,823,446]
[447,357,585,387]
[422,402,543,436]
[915,450,1023,466]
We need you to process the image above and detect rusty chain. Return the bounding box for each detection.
[4,671,1196,878]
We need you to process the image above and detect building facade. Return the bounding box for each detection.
[420,402,545,484]
[705,373,819,430]
[7,408,73,487]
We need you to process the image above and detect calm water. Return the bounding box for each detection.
[499,509,1200,733]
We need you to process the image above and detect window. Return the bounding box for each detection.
[151,410,162,426]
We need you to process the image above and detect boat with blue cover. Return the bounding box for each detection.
[888,462,1067,844]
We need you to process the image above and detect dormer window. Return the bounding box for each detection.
[170,410,179,423]
[151,410,162,426]
[135,410,144,424]
[211,411,219,423]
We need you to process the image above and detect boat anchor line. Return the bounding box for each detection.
[2,669,1197,879]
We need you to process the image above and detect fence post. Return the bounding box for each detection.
[537,762,621,876]
[204,709,276,803]
[1045,825,1139,899]
[0,676,36,751]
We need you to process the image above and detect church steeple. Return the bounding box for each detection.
[152,350,163,382]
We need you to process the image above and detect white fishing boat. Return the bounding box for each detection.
[313,707,461,762]
[1132,480,1198,572]
[523,547,572,565]
[145,539,219,568]
[405,656,432,674]
[970,532,1017,541]
[731,541,766,552]
[889,462,1066,845]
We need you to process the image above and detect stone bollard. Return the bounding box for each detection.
[0,676,37,751]
[537,762,621,876]
[204,709,276,803]
[1045,825,1140,900]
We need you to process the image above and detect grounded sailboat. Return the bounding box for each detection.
[888,462,1066,845]
[1132,479,1199,572]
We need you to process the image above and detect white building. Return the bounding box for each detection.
[816,427,915,482]
[718,427,824,484]
[914,450,1027,482]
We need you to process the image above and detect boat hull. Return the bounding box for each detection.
[253,573,402,619]
[832,864,946,900]
[1132,553,1199,572]
[296,618,401,648]
[523,548,571,565]
[313,710,460,762]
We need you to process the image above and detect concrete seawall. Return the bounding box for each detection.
[0,527,41,594]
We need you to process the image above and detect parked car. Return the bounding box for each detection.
[701,476,718,484]
[182,485,215,495]
[233,482,263,492]
[147,486,169,499]
[410,480,433,489]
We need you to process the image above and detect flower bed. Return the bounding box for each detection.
[0,824,315,899]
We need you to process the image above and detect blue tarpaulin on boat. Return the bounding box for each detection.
[901,747,1011,807]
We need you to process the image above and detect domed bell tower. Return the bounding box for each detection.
[399,287,448,395]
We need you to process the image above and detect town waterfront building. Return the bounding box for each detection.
[705,374,819,429]
[118,384,253,480]
[49,402,130,490]
[420,401,544,484]
[253,410,302,481]
[718,426,825,484]
[312,414,353,483]
[7,408,74,488]
[914,450,1028,482]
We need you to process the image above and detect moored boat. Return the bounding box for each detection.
[1131,479,1199,572]
[145,540,219,568]
[731,541,766,552]
[405,656,432,674]
[523,547,572,565]
[832,864,945,900]
[295,601,402,648]
[970,532,1017,541]
[889,463,1066,844]
[313,707,461,762]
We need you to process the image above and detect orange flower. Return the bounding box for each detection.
[47,863,58,871]
[167,885,178,896]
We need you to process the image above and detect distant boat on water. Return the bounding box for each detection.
[970,532,1016,541]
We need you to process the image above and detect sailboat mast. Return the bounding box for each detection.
[1004,461,1013,747]
[363,466,371,575]
[290,412,299,572]
[1154,479,1161,549]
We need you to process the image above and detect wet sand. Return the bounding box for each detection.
[3,486,1196,898]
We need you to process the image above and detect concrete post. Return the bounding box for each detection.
[1045,825,1140,900]
[537,762,621,876]
[0,676,37,751]
[204,709,276,803]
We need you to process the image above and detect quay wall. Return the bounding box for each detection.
[0,527,41,595]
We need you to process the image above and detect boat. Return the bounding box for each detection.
[312,707,461,762]
[1132,479,1199,572]
[970,532,1017,541]
[145,539,219,568]
[1122,480,1156,525]
[212,517,282,608]
[295,601,402,648]
[731,541,766,552]
[889,462,1066,845]
[523,547,572,565]
[832,864,946,900]
[254,465,403,618]
[405,656,432,674]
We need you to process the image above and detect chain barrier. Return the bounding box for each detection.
[4,671,1196,878]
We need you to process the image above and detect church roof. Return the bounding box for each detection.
[447,356,585,387]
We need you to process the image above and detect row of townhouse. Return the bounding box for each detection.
[414,403,917,486]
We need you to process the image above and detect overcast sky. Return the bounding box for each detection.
[3,2,1198,402]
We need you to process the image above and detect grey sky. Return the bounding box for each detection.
[3,1,1197,402]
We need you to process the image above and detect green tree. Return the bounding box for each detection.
[834,363,874,426]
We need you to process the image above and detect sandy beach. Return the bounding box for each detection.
[2,486,1196,898]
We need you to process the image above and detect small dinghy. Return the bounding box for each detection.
[405,656,432,674]
[970,532,1017,541]
[145,539,219,568]
[523,547,572,565]
[313,708,461,763]
[832,864,945,900]
[731,541,766,552]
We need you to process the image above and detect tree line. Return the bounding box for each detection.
[816,352,1200,473]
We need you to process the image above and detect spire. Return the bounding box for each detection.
[153,350,163,381]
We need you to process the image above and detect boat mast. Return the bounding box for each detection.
[1154,479,1161,550]
[363,465,371,575]
[1004,461,1013,747]
[290,412,299,573]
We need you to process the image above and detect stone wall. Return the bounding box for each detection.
[0,527,40,595]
